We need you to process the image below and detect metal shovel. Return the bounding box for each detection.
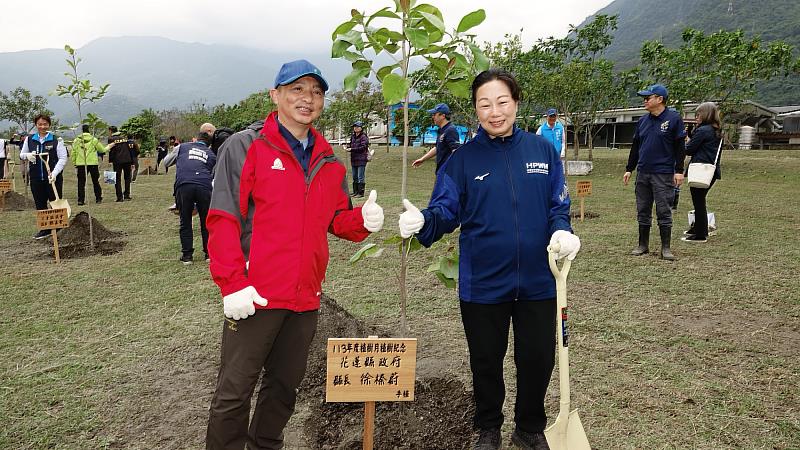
[40,153,71,218]
[544,244,591,450]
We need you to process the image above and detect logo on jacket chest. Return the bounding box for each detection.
[526,162,549,175]
[660,121,670,132]
[271,158,285,171]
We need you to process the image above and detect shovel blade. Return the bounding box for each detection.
[544,409,591,450]
[51,199,71,218]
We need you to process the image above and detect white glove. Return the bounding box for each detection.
[361,190,384,232]
[398,199,425,238]
[549,230,581,261]
[26,153,37,163]
[223,286,268,320]
[48,174,56,184]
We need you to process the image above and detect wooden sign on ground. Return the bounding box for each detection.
[36,208,69,262]
[326,336,418,450]
[575,180,592,222]
[0,180,11,211]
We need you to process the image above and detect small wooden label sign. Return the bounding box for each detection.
[0,179,11,194]
[576,180,592,197]
[326,338,417,402]
[36,208,69,230]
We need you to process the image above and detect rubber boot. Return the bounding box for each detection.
[350,181,358,197]
[631,225,650,256]
[358,182,365,197]
[660,225,675,261]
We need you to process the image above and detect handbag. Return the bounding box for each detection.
[687,136,722,188]
[103,170,117,184]
[367,147,374,162]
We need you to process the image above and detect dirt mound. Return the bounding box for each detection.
[301,295,475,449]
[42,211,126,258]
[2,191,35,210]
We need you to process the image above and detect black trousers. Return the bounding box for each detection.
[635,172,675,227]
[176,184,211,257]
[206,309,318,450]
[30,176,63,210]
[76,165,102,203]
[113,163,132,200]
[0,157,5,179]
[689,178,717,239]
[460,299,556,433]
[156,151,168,172]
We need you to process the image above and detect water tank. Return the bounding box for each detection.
[739,126,755,149]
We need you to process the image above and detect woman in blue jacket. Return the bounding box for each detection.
[683,102,723,243]
[399,69,581,450]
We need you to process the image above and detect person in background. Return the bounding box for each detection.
[344,120,369,197]
[163,131,216,264]
[19,114,68,239]
[412,103,461,172]
[129,137,141,183]
[682,102,723,243]
[156,138,168,173]
[205,59,384,450]
[70,124,107,205]
[107,126,134,202]
[622,84,686,261]
[0,136,7,179]
[10,133,27,185]
[166,136,179,173]
[536,108,566,162]
[399,68,580,450]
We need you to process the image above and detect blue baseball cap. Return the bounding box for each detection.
[426,103,450,115]
[273,59,329,92]
[546,108,558,116]
[352,121,364,127]
[637,84,668,99]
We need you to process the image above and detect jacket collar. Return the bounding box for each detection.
[260,111,332,158]
[31,132,54,143]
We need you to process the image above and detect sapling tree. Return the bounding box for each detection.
[54,44,110,134]
[332,0,489,334]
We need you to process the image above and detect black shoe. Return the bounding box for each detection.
[124,196,132,201]
[204,253,210,263]
[33,230,50,240]
[96,198,102,204]
[683,227,695,236]
[511,428,549,450]
[180,255,193,265]
[473,427,501,450]
[116,198,124,202]
[681,235,707,243]
[77,201,85,206]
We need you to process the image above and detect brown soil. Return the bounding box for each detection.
[138,166,159,175]
[1,191,35,210]
[42,211,126,258]
[301,295,475,450]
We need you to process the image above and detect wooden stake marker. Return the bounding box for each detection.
[0,179,11,211]
[36,208,69,263]
[575,180,592,222]
[326,336,417,450]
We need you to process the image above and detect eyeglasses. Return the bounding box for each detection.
[644,95,659,102]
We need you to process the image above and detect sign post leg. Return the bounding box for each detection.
[363,401,375,450]
[580,197,585,222]
[52,229,60,263]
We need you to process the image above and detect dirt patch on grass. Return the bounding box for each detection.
[42,211,126,258]
[301,295,475,449]
[1,191,35,210]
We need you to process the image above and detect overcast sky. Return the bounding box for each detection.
[0,0,614,53]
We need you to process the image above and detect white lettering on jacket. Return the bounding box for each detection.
[526,162,549,175]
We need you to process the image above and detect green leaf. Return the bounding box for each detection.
[350,9,363,20]
[381,73,410,104]
[445,79,471,98]
[339,29,365,51]
[349,243,379,264]
[352,59,372,71]
[367,7,401,25]
[405,26,430,49]
[384,235,403,245]
[417,11,445,33]
[344,67,371,91]
[332,20,357,40]
[376,65,398,82]
[469,44,490,72]
[341,51,362,62]
[332,39,353,58]
[457,9,486,33]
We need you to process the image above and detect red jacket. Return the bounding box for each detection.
[207,112,369,312]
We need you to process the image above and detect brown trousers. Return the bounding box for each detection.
[206,309,318,450]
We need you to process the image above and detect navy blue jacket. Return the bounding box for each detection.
[626,108,686,174]
[434,121,461,172]
[686,124,722,180]
[417,127,572,303]
[174,141,216,191]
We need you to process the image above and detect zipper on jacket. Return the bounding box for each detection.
[501,143,521,300]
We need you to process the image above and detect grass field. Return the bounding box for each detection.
[1,146,798,449]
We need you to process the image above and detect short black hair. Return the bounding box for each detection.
[471,68,522,106]
[82,124,90,133]
[197,132,211,145]
[169,135,176,141]
[34,114,52,126]
[109,125,118,133]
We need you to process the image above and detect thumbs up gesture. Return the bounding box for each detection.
[398,199,425,238]
[361,190,384,232]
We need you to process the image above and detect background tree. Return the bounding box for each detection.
[319,81,385,142]
[332,0,488,334]
[0,87,51,134]
[53,44,110,133]
[120,109,158,156]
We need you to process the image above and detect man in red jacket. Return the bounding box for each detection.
[205,60,385,450]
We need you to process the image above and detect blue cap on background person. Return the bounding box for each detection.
[427,103,451,115]
[546,108,558,116]
[637,84,668,99]
[274,59,329,92]
[353,121,364,127]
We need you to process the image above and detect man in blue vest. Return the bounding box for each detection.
[164,131,217,264]
[536,108,566,161]
[623,84,686,261]
[412,103,461,172]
